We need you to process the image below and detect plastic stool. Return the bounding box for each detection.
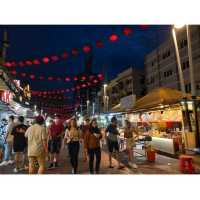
[179,155,195,174]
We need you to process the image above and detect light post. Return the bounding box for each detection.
[103,83,108,113]
[172,26,186,93]
[173,24,200,148]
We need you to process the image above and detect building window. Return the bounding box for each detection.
[182,60,189,70]
[118,82,124,90]
[180,39,187,49]
[150,76,155,84]
[164,70,173,78]
[162,50,171,60]
[185,83,191,93]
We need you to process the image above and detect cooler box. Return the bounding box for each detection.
[146,150,156,162]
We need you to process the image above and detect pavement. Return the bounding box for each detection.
[0,143,200,174]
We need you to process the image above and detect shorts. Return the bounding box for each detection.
[48,138,61,154]
[29,153,45,170]
[107,139,119,153]
[126,138,135,149]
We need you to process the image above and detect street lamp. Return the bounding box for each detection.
[172,27,186,93]
[173,24,200,147]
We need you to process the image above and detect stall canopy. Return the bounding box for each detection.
[134,87,190,110]
[111,103,124,113]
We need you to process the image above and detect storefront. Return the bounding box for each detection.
[125,88,199,156]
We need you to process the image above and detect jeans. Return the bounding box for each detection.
[88,148,101,174]
[0,140,10,162]
[68,141,80,174]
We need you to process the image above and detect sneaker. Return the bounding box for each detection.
[131,163,138,169]
[13,168,19,173]
[7,160,14,165]
[117,165,125,170]
[48,163,54,169]
[0,161,9,167]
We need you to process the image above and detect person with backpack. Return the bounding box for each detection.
[85,118,102,174]
[11,116,28,173]
[106,116,124,169]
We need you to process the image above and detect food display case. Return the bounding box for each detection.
[126,106,184,155]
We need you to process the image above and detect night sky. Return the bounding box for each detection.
[0,25,171,95]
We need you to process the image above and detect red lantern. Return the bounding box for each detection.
[39,76,45,80]
[30,74,35,79]
[65,76,71,82]
[21,72,26,77]
[26,60,32,66]
[89,75,94,80]
[74,76,78,81]
[93,79,98,84]
[96,40,104,48]
[48,76,54,81]
[33,59,40,65]
[61,52,69,59]
[109,34,119,42]
[81,75,86,81]
[42,57,50,63]
[51,55,59,62]
[4,62,12,67]
[10,70,17,75]
[11,62,17,67]
[123,27,133,36]
[82,45,91,53]
[71,48,78,56]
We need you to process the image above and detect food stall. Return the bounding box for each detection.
[126,87,197,156]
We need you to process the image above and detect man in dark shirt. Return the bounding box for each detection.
[11,116,28,173]
[106,116,124,169]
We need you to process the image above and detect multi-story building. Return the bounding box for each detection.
[98,67,145,113]
[145,25,200,95]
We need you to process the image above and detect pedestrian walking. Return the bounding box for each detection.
[25,116,48,174]
[81,117,90,162]
[85,118,102,174]
[11,116,28,173]
[64,118,80,174]
[0,118,14,166]
[48,116,64,168]
[124,120,138,169]
[106,116,124,169]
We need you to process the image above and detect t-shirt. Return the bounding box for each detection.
[25,124,47,157]
[65,128,80,143]
[11,123,28,151]
[48,122,64,138]
[6,122,16,143]
[106,124,119,142]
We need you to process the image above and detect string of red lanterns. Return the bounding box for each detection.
[31,77,102,96]
[9,69,104,82]
[2,27,139,68]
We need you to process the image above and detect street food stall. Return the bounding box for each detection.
[125,87,198,156]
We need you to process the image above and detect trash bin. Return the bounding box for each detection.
[146,149,156,162]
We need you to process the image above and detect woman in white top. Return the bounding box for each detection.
[64,118,80,174]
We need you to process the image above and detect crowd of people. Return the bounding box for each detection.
[0,114,138,174]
